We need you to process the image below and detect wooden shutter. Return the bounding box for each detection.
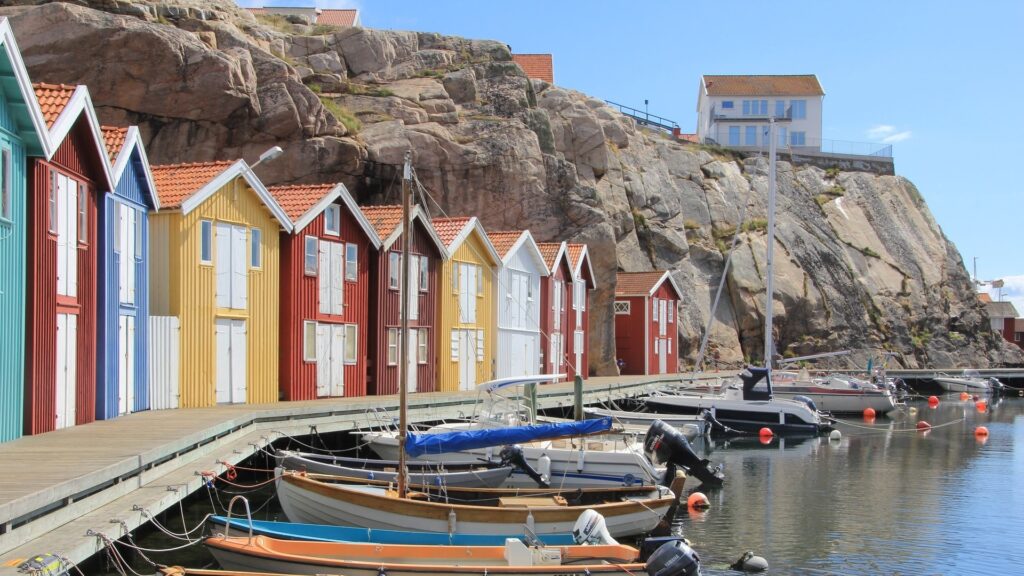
[318,240,330,314]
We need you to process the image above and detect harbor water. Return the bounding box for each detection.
[88,394,1024,575]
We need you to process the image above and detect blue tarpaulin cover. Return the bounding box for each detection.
[405,417,613,457]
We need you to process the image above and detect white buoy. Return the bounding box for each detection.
[908,406,918,416]
[829,429,842,441]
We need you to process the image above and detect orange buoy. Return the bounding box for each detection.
[759,434,773,445]
[975,400,987,413]
[863,407,876,419]
[759,427,774,438]
[959,392,970,401]
[974,426,989,437]
[916,420,931,431]
[687,492,710,510]
[927,396,939,407]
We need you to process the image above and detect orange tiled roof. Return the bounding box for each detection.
[318,9,358,26]
[34,82,77,128]
[512,54,554,84]
[362,205,405,239]
[101,126,129,163]
[432,216,472,248]
[703,75,824,97]
[537,242,563,270]
[566,243,585,270]
[678,133,699,143]
[978,292,993,303]
[488,231,523,258]
[269,183,337,222]
[615,271,669,296]
[151,160,234,209]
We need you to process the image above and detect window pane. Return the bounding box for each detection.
[387,328,397,365]
[775,100,785,118]
[251,228,261,268]
[721,101,733,109]
[418,328,427,363]
[759,100,767,115]
[345,243,358,281]
[48,170,57,233]
[791,131,806,146]
[742,100,750,115]
[304,236,317,275]
[389,252,400,288]
[78,183,87,242]
[745,126,757,146]
[135,209,143,259]
[419,256,428,291]
[0,148,9,220]
[303,322,316,361]
[200,220,212,263]
[344,324,357,363]
[728,126,740,146]
[325,205,339,235]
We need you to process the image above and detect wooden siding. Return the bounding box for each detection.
[97,154,153,419]
[0,94,28,442]
[648,283,679,375]
[367,218,439,396]
[494,244,543,378]
[25,120,104,434]
[436,231,497,392]
[539,256,572,376]
[152,178,281,407]
[613,295,646,376]
[280,201,372,400]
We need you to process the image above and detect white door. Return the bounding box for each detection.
[315,324,346,397]
[658,298,667,336]
[215,223,248,310]
[407,328,418,392]
[215,318,247,403]
[330,324,345,396]
[407,255,419,321]
[55,313,77,429]
[215,223,232,308]
[658,339,668,374]
[458,329,475,391]
[574,330,584,377]
[56,174,78,298]
[118,315,136,414]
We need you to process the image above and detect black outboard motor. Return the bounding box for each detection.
[498,445,549,488]
[739,366,772,400]
[645,538,701,576]
[644,420,724,487]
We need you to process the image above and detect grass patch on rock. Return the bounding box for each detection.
[319,97,360,134]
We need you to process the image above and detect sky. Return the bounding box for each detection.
[239,0,1023,314]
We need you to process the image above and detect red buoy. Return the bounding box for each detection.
[975,400,987,413]
[759,427,774,438]
[687,492,710,510]
[974,426,989,437]
[959,392,970,401]
[916,420,931,431]
[927,396,939,407]
[863,407,876,419]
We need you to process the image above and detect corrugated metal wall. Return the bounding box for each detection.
[539,253,571,376]
[25,121,103,434]
[495,245,543,378]
[280,201,372,400]
[614,295,646,376]
[149,316,179,410]
[172,178,280,407]
[96,153,152,419]
[436,231,497,393]
[368,219,439,396]
[0,103,27,443]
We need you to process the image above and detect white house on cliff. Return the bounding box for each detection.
[696,74,824,150]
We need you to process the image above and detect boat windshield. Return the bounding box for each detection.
[963,369,982,378]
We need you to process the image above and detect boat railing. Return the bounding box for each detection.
[223,495,254,545]
[364,406,395,432]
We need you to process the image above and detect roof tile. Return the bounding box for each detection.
[33,82,77,128]
[703,75,824,97]
[362,205,405,239]
[488,230,524,258]
[566,243,585,270]
[317,9,358,26]
[101,126,129,163]
[537,242,564,270]
[150,160,235,209]
[512,54,554,84]
[432,216,472,248]
[268,183,337,222]
[615,271,669,296]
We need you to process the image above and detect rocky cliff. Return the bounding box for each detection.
[7,0,1020,372]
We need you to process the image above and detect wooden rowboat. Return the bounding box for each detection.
[274,449,513,488]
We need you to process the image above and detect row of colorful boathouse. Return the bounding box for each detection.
[0,19,683,443]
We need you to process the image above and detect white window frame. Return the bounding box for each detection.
[304,236,318,276]
[77,182,87,244]
[250,227,262,269]
[389,252,401,290]
[387,328,398,365]
[450,329,459,361]
[113,204,122,254]
[475,329,484,362]
[302,321,317,362]
[419,255,429,292]
[345,243,358,281]
[324,204,340,236]
[417,328,428,364]
[652,298,660,323]
[47,170,57,233]
[0,147,10,222]
[667,300,674,323]
[344,324,358,364]
[134,208,143,260]
[200,220,213,264]
[614,301,630,315]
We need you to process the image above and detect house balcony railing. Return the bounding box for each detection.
[704,126,893,158]
[605,100,680,133]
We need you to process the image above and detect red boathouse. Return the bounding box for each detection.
[614,271,682,376]
[565,243,595,380]
[537,242,572,379]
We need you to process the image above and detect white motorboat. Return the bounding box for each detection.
[769,371,898,414]
[933,370,1003,394]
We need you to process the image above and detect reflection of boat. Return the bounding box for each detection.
[643,367,832,436]
[770,371,898,414]
[209,515,577,545]
[275,470,676,538]
[934,370,1003,394]
[273,450,512,488]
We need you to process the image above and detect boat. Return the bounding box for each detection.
[209,515,577,545]
[582,406,706,439]
[203,533,701,576]
[273,449,513,488]
[769,371,898,414]
[274,470,677,538]
[933,369,1003,394]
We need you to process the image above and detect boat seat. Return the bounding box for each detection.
[498,495,568,507]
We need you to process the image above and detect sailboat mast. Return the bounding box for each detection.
[398,150,412,499]
[764,118,777,372]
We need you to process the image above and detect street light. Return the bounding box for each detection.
[251,145,283,169]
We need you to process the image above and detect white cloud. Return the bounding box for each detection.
[881,131,912,144]
[866,124,911,143]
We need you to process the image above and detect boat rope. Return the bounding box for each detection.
[205,481,279,516]
[217,460,275,474]
[199,468,278,490]
[272,429,375,454]
[88,531,151,576]
[136,505,212,544]
[832,416,966,433]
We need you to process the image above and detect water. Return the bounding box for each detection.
[87,395,1024,575]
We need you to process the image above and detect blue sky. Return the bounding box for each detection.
[240,0,1023,313]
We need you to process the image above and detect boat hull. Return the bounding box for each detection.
[771,388,896,414]
[275,473,673,538]
[934,378,991,393]
[643,395,827,436]
[275,452,512,488]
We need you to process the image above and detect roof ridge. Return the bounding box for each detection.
[33,81,79,90]
[152,159,236,170]
[268,182,337,190]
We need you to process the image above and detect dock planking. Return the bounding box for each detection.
[0,373,696,573]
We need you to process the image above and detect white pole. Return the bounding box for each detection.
[764,118,777,372]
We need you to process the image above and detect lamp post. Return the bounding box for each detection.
[250,145,283,169]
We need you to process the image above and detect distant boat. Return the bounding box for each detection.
[934,370,1003,394]
[770,371,898,414]
[273,449,513,488]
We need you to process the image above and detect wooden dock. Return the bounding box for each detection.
[0,373,709,573]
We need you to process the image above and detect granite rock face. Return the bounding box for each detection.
[7,0,1019,373]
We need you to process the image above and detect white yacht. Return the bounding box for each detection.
[933,370,1003,394]
[770,371,898,414]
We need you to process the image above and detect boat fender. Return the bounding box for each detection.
[644,539,701,576]
[16,553,68,576]
[448,510,457,534]
[644,420,724,488]
[577,449,585,472]
[367,471,374,481]
[730,551,768,572]
[572,509,618,545]
[538,454,551,484]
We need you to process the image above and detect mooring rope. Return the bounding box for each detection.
[832,415,966,433]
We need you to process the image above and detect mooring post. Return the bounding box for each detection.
[574,375,584,420]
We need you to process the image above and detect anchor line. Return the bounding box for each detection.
[832,416,966,433]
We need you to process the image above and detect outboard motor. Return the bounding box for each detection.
[572,509,618,545]
[645,539,701,576]
[791,395,818,413]
[644,420,724,487]
[738,366,773,400]
[700,409,743,436]
[988,377,1005,394]
[499,445,549,488]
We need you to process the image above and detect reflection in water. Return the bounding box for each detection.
[680,396,1024,575]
